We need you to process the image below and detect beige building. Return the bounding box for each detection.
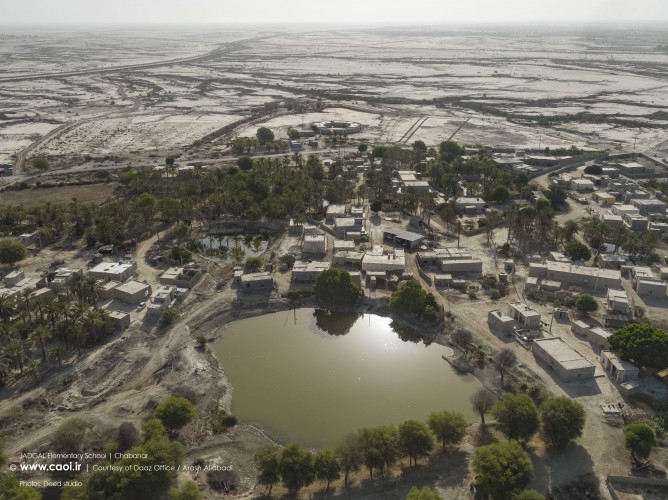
[532,337,596,381]
[487,310,515,334]
[159,266,202,288]
[528,262,621,290]
[508,302,541,329]
[114,280,152,304]
[292,261,330,283]
[147,285,177,316]
[600,351,640,383]
[303,234,327,254]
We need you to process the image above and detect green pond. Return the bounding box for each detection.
[213,308,481,449]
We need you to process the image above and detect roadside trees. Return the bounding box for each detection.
[427,411,467,452]
[0,239,27,265]
[398,420,434,467]
[610,323,668,370]
[155,396,195,433]
[358,425,400,479]
[335,432,362,486]
[492,393,540,443]
[471,388,496,425]
[471,440,533,499]
[540,397,586,448]
[314,449,341,491]
[624,423,657,464]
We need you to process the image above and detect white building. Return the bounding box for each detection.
[89,261,137,282]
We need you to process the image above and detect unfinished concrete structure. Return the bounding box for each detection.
[331,251,364,269]
[600,351,640,383]
[159,266,202,288]
[89,261,136,282]
[528,261,621,290]
[48,267,84,291]
[147,285,177,316]
[532,337,596,381]
[508,302,541,328]
[487,310,515,334]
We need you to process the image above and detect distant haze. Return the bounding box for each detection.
[2,0,667,25]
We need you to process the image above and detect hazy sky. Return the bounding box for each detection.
[2,0,667,25]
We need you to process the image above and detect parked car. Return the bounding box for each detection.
[136,302,146,311]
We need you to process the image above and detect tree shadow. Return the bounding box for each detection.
[528,443,596,497]
[471,425,499,447]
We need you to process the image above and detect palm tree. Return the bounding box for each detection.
[456,220,463,248]
[563,220,579,242]
[0,352,12,386]
[80,276,103,308]
[0,295,15,323]
[19,289,33,320]
[50,345,66,367]
[67,273,84,301]
[230,243,245,266]
[30,326,51,362]
[6,339,28,372]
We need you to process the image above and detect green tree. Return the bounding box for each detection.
[166,157,175,166]
[399,420,434,467]
[406,485,443,500]
[359,425,400,478]
[575,294,598,315]
[471,388,497,425]
[370,199,383,213]
[412,140,427,154]
[278,443,315,495]
[494,347,517,388]
[314,269,362,308]
[244,256,264,272]
[237,156,254,171]
[427,410,467,452]
[439,140,462,161]
[492,393,540,443]
[491,185,510,202]
[161,307,180,325]
[32,156,49,170]
[584,164,602,175]
[314,449,341,491]
[540,397,586,448]
[279,253,296,269]
[254,446,280,495]
[171,246,191,263]
[563,241,592,262]
[390,280,441,323]
[610,323,668,370]
[52,417,89,453]
[155,396,195,432]
[169,480,204,500]
[287,128,301,140]
[256,127,275,146]
[335,432,362,486]
[526,383,549,407]
[512,490,545,500]
[471,441,533,499]
[624,423,657,463]
[358,143,368,154]
[0,239,28,265]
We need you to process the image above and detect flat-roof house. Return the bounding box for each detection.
[592,191,616,206]
[596,253,628,270]
[147,285,177,316]
[333,240,355,252]
[488,310,515,334]
[362,249,405,273]
[571,179,595,192]
[89,261,137,282]
[623,189,650,204]
[49,267,84,291]
[601,213,624,228]
[159,266,202,288]
[439,259,483,276]
[571,319,590,337]
[587,327,613,350]
[303,234,327,254]
[508,302,541,329]
[292,261,330,283]
[238,272,274,292]
[4,270,25,287]
[623,213,650,232]
[332,251,365,269]
[532,337,596,381]
[616,161,646,175]
[607,289,631,314]
[455,197,486,215]
[334,217,364,237]
[600,351,640,383]
[610,203,639,216]
[632,198,667,216]
[326,204,347,223]
[528,261,621,290]
[108,310,131,330]
[113,280,152,304]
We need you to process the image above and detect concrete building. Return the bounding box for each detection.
[601,213,624,228]
[113,280,152,304]
[159,266,202,288]
[607,289,631,314]
[334,217,364,237]
[571,319,590,337]
[596,253,628,270]
[528,261,621,290]
[362,249,405,273]
[549,251,571,263]
[108,310,131,329]
[382,228,426,251]
[4,270,25,286]
[532,337,596,381]
[632,198,667,216]
[623,189,650,204]
[333,240,355,252]
[30,287,54,302]
[100,280,121,299]
[89,261,137,282]
[616,161,646,175]
[488,310,515,334]
[508,302,541,328]
[288,219,304,236]
[571,179,596,192]
[600,351,640,383]
[48,267,84,291]
[417,248,472,268]
[331,251,364,269]
[632,266,667,296]
[439,259,483,276]
[292,261,330,283]
[592,191,616,206]
[455,197,486,215]
[587,327,613,349]
[623,213,650,231]
[303,234,327,254]
[238,272,274,291]
[610,204,639,217]
[326,204,347,223]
